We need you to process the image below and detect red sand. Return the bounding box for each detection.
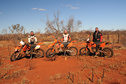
[0,41,126,84]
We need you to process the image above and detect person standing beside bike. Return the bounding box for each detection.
[92,27,103,56]
[28,31,37,51]
[93,27,103,42]
[61,30,71,48]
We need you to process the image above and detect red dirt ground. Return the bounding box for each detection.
[0,41,126,84]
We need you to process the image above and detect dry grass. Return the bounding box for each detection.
[49,76,55,83]
[49,73,61,81]
[105,68,111,72]
[3,69,27,79]
[109,63,124,70]
[21,77,31,84]
[43,42,54,45]
[54,73,61,80]
[97,78,102,84]
[114,53,122,57]
[0,57,2,66]
[0,64,14,79]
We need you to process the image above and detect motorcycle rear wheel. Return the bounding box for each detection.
[102,47,113,58]
[68,47,78,56]
[34,49,44,58]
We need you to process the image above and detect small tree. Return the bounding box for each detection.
[44,11,63,37]
[8,24,25,46]
[43,11,82,37]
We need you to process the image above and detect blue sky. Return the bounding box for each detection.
[0,0,126,33]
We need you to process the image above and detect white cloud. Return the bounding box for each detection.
[70,7,79,9]
[65,4,72,7]
[0,12,2,14]
[60,4,63,6]
[69,4,72,6]
[65,5,69,7]
[32,8,37,10]
[76,3,79,5]
[38,8,46,11]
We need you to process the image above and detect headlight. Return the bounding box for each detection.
[20,41,25,45]
[15,49,18,51]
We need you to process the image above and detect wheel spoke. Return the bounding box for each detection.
[69,47,78,56]
[80,47,90,56]
[103,47,113,58]
[46,48,55,58]
[35,49,44,58]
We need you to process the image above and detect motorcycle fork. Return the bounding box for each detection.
[16,47,22,58]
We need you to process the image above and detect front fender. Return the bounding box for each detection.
[48,43,55,48]
[15,46,21,51]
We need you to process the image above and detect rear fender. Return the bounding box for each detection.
[105,41,111,45]
[100,43,106,47]
[67,43,73,47]
[71,40,76,43]
[82,43,87,46]
[67,40,76,47]
[37,42,43,45]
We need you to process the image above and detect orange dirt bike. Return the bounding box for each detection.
[10,38,44,62]
[79,37,113,58]
[46,36,78,60]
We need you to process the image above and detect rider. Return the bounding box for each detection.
[28,31,37,51]
[93,27,103,42]
[61,30,71,48]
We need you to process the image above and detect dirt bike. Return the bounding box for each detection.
[79,37,113,58]
[10,38,44,62]
[46,36,78,60]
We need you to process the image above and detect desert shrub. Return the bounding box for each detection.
[10,69,27,78]
[28,60,36,70]
[119,71,126,76]
[0,57,2,66]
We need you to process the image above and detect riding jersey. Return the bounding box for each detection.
[28,35,37,44]
[62,33,71,42]
[93,31,103,42]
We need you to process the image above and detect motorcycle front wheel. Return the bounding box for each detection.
[10,51,21,62]
[79,47,90,56]
[46,48,56,61]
